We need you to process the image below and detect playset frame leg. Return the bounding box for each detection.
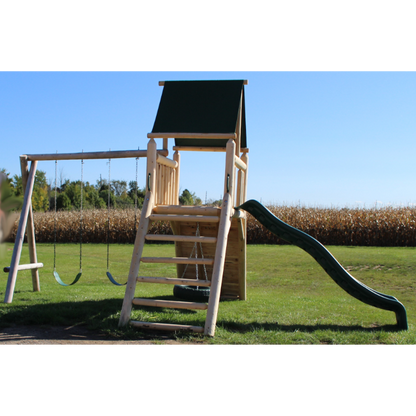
[4,160,38,303]
[20,156,40,292]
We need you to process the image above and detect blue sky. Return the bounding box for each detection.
[1,71,416,208]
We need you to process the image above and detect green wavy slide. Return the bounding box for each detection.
[237,200,408,330]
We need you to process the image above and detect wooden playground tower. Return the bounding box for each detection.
[4,79,249,337]
[119,80,249,336]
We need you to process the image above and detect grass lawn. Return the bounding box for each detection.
[1,242,415,344]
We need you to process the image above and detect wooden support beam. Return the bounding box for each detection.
[23,149,168,161]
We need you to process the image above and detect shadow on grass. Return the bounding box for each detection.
[0,297,203,341]
[0,299,123,329]
[216,320,403,334]
[1,297,403,344]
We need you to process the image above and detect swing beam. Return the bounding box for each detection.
[4,148,168,303]
[24,149,168,161]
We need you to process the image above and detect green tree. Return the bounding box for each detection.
[12,170,50,212]
[84,183,106,209]
[56,193,72,210]
[12,174,23,197]
[32,170,50,211]
[98,183,117,208]
[179,189,202,206]
[111,180,127,197]
[128,181,146,209]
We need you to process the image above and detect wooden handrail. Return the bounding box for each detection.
[235,155,247,171]
[156,154,178,169]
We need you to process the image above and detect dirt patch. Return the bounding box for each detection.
[0,324,195,345]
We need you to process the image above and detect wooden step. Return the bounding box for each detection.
[150,214,220,223]
[137,276,211,286]
[141,257,214,265]
[132,298,208,310]
[153,205,221,216]
[145,234,217,243]
[130,321,204,333]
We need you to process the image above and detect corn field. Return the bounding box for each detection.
[6,205,416,246]
[247,204,416,246]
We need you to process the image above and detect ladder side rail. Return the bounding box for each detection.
[204,139,236,336]
[119,138,157,326]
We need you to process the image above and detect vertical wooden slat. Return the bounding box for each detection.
[173,151,180,205]
[241,152,249,203]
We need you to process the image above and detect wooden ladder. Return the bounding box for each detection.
[119,201,233,336]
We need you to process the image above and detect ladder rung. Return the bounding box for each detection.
[130,321,204,333]
[145,234,217,243]
[137,276,211,286]
[153,205,221,216]
[141,257,214,265]
[150,214,220,223]
[132,298,208,310]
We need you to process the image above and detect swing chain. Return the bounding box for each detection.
[107,157,111,272]
[53,158,58,272]
[79,157,83,273]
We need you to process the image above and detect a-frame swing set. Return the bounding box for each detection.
[3,148,163,301]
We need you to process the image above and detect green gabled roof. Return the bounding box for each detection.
[151,80,247,148]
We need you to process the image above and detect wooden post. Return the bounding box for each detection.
[145,138,156,200]
[173,150,180,204]
[204,139,236,336]
[4,160,38,303]
[20,156,40,292]
[241,152,249,203]
[119,138,157,326]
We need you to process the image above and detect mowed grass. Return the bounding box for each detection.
[0,242,415,344]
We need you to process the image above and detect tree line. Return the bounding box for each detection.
[0,168,209,212]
